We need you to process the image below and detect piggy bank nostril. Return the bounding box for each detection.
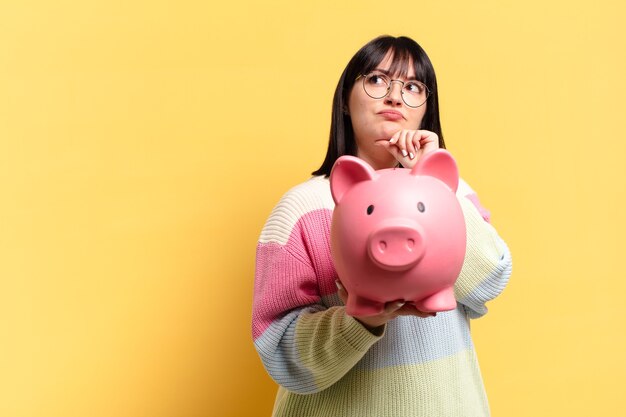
[378,241,387,252]
[407,239,415,250]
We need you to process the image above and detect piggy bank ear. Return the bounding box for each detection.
[410,149,459,192]
[330,156,377,204]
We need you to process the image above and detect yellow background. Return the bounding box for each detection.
[1,1,625,416]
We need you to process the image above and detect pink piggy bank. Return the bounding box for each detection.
[330,149,466,316]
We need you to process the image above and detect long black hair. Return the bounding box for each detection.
[312,35,445,177]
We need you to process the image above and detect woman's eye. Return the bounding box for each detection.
[367,74,387,85]
[406,82,424,94]
[367,205,374,215]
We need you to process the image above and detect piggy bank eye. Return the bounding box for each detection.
[417,202,425,213]
[367,205,374,215]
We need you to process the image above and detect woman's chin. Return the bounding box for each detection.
[379,123,405,138]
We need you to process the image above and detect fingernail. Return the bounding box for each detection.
[401,150,408,157]
[395,301,405,309]
[409,152,415,159]
[335,280,343,291]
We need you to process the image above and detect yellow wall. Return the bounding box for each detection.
[1,1,625,416]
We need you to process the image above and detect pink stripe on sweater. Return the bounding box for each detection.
[252,209,337,340]
[465,193,491,223]
[252,194,490,341]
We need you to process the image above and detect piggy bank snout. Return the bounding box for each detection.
[367,224,425,271]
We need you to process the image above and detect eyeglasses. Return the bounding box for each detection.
[357,71,430,108]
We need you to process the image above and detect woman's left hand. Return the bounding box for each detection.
[380,129,440,169]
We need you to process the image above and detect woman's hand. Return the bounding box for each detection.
[380,129,440,169]
[336,280,435,331]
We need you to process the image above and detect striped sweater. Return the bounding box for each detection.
[252,175,512,417]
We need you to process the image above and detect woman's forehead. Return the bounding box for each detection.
[375,51,416,79]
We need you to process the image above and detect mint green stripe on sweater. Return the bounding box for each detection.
[294,307,383,393]
[272,349,490,417]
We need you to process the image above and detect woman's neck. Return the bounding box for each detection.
[356,151,398,171]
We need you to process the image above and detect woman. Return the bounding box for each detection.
[252,35,512,417]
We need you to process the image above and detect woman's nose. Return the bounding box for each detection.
[384,81,404,106]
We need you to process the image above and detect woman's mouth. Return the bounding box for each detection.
[378,110,404,121]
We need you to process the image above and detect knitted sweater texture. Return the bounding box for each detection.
[252,175,512,417]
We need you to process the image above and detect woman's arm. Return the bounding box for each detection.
[252,185,384,394]
[453,196,513,318]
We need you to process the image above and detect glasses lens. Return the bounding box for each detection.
[402,81,429,108]
[363,72,390,99]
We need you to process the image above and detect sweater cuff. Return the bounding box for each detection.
[338,310,386,352]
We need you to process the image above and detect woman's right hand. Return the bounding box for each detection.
[335,280,435,331]
[380,129,440,169]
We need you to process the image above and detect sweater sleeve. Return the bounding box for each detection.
[457,177,491,223]
[252,183,383,394]
[453,196,513,319]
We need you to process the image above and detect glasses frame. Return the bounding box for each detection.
[356,71,431,108]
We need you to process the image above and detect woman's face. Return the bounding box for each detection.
[347,52,427,169]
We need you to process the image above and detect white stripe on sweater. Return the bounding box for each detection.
[259,176,478,246]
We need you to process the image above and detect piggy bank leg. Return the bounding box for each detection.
[345,295,385,317]
[415,287,457,313]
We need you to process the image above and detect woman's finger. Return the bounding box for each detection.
[396,304,437,318]
[388,130,401,145]
[417,130,439,154]
[380,140,406,165]
[390,130,407,158]
[383,300,406,315]
[335,280,348,304]
[405,130,417,160]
